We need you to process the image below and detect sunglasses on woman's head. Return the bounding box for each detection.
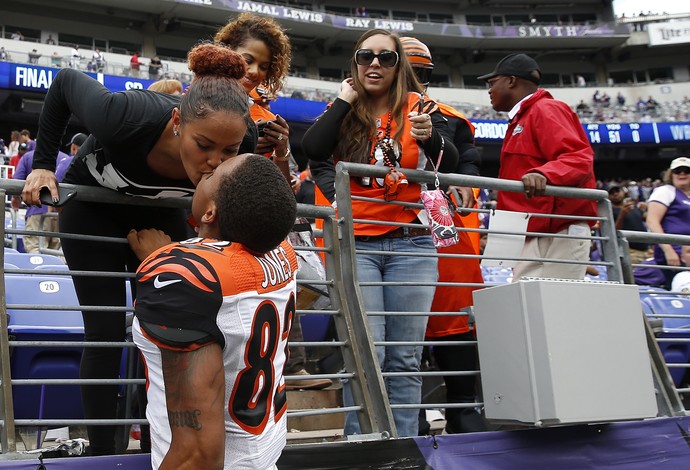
[355,49,399,68]
[672,167,690,175]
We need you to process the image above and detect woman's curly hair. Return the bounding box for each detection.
[187,41,247,80]
[214,13,292,97]
[179,42,250,126]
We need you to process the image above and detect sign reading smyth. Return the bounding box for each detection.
[177,0,629,38]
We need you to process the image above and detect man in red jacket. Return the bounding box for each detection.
[479,54,597,280]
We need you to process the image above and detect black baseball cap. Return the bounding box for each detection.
[478,53,541,85]
[18,142,28,151]
[67,133,87,147]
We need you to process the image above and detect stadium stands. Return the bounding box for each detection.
[640,291,690,386]
[5,274,84,420]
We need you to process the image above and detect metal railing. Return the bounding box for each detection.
[332,161,686,435]
[0,178,391,454]
[0,165,686,456]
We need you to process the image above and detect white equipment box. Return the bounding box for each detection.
[473,279,658,427]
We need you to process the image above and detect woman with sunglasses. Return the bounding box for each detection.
[302,29,458,438]
[646,156,690,288]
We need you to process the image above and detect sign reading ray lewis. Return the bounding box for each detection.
[648,20,690,46]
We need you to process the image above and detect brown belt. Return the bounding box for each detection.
[355,226,430,241]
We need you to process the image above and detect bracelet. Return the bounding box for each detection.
[274,148,291,162]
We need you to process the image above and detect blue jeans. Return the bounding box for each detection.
[343,235,438,437]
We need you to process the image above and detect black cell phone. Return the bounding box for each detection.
[257,119,277,137]
[39,186,77,207]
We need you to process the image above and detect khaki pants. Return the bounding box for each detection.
[512,223,591,281]
[23,214,61,254]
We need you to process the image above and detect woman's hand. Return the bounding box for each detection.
[663,246,681,266]
[256,115,290,158]
[22,169,59,207]
[337,78,358,105]
[128,229,172,262]
[408,111,433,143]
[448,186,475,210]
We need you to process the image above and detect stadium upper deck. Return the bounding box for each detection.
[1,0,686,88]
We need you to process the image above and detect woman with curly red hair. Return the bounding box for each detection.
[23,42,253,456]
[215,13,294,180]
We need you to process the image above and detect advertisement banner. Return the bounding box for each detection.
[4,62,155,93]
[176,0,629,38]
[3,62,689,145]
[648,20,690,46]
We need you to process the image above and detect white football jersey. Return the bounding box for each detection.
[133,238,298,469]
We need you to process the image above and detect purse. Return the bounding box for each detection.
[420,137,459,248]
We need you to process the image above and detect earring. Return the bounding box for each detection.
[173,127,179,137]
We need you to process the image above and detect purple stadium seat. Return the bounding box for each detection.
[4,252,65,270]
[641,294,690,386]
[300,313,333,342]
[4,274,84,419]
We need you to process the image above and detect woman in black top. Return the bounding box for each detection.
[22,42,254,456]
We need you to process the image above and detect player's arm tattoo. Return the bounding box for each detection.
[161,344,224,434]
[168,409,202,431]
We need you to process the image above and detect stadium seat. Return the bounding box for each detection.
[640,294,690,386]
[300,313,333,343]
[4,274,84,420]
[33,264,70,272]
[642,295,690,328]
[4,252,65,270]
[4,215,25,253]
[638,286,669,303]
[640,301,654,316]
[125,278,134,309]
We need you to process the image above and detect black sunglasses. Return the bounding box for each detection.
[355,49,399,68]
[412,66,433,86]
[672,166,690,175]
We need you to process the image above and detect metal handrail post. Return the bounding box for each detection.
[597,197,624,283]
[334,163,396,438]
[0,189,17,453]
[319,214,380,434]
[643,319,687,416]
[616,234,636,285]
